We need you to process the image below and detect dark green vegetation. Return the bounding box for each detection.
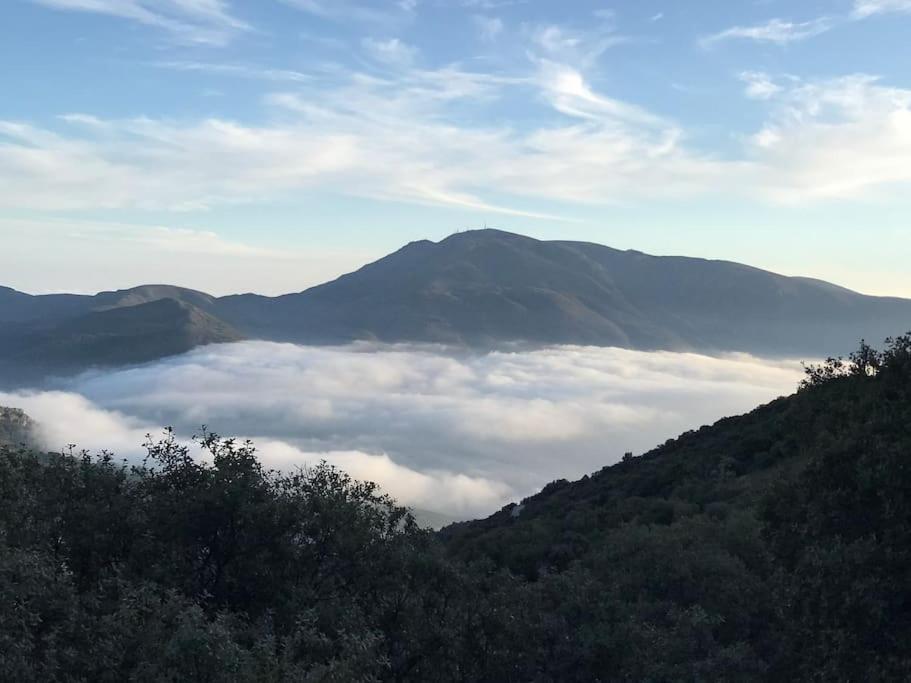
[3,230,910,381]
[2,335,910,681]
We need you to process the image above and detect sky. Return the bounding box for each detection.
[1,0,910,296]
[1,342,804,517]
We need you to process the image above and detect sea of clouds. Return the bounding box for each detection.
[0,342,805,518]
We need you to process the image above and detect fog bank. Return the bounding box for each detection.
[1,342,804,517]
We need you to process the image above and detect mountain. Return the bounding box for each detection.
[2,230,910,381]
[0,298,241,382]
[0,284,217,326]
[0,285,95,325]
[216,229,911,354]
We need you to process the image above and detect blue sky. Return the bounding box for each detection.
[1,0,910,296]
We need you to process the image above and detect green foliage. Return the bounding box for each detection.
[2,335,910,680]
[763,333,911,681]
[800,332,911,388]
[0,433,434,680]
[446,334,911,680]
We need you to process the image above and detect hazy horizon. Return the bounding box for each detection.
[3,226,909,301]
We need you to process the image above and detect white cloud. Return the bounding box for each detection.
[281,0,413,24]
[361,37,419,65]
[461,0,524,8]
[701,17,834,47]
[30,0,250,45]
[0,117,360,212]
[535,61,666,127]
[527,17,631,66]
[740,71,783,100]
[853,0,911,17]
[154,61,313,83]
[0,60,731,216]
[1,342,804,517]
[746,74,911,202]
[3,41,911,215]
[0,75,603,215]
[703,3,911,48]
[0,389,512,516]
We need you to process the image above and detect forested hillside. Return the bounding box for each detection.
[2,335,909,681]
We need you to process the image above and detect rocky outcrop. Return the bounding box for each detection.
[0,406,35,448]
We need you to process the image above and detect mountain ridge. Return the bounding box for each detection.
[2,229,910,381]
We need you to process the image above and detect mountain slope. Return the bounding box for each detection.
[0,285,94,325]
[0,298,241,380]
[0,284,216,326]
[439,336,911,679]
[215,229,911,355]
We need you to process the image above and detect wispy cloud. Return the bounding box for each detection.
[461,0,526,8]
[703,1,911,48]
[155,61,313,83]
[30,0,250,45]
[740,71,784,100]
[0,56,723,217]
[701,17,835,47]
[281,0,415,24]
[473,15,504,41]
[745,74,911,202]
[534,60,667,127]
[526,15,632,67]
[5,0,911,219]
[361,37,419,66]
[853,0,911,17]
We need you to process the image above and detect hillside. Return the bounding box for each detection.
[0,284,217,326]
[240,229,908,354]
[437,334,911,679]
[1,335,909,680]
[0,298,241,381]
[3,230,910,380]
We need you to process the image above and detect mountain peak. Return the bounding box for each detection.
[439,228,533,244]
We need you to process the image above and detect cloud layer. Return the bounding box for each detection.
[3,57,910,218]
[1,343,803,517]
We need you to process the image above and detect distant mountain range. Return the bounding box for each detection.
[2,229,909,381]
